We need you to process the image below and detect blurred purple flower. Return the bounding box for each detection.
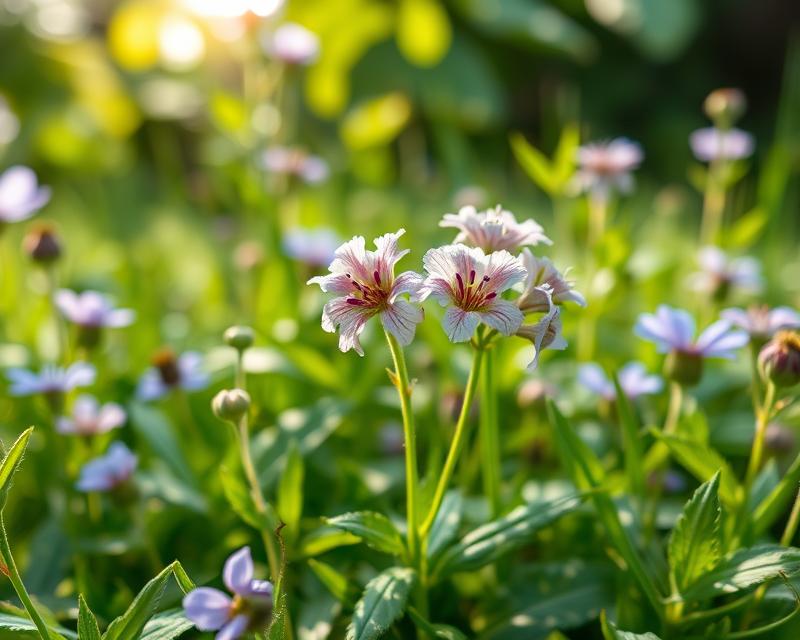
[263,23,319,65]
[691,246,762,297]
[516,304,567,370]
[57,395,126,436]
[183,546,273,640]
[137,350,209,401]
[283,227,340,267]
[634,305,748,359]
[0,166,51,224]
[517,249,585,313]
[418,244,526,343]
[690,127,754,162]
[722,306,800,342]
[308,229,423,355]
[76,442,137,492]
[55,289,135,328]
[6,362,96,396]
[439,205,551,253]
[261,146,328,184]
[575,138,643,200]
[578,361,663,401]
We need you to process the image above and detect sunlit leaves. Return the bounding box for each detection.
[396,0,452,67]
[511,124,579,198]
[600,611,662,639]
[340,93,412,150]
[78,596,101,640]
[326,511,406,557]
[277,441,305,546]
[347,567,416,640]
[0,427,33,510]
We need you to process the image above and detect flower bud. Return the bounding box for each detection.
[224,325,255,351]
[758,331,800,388]
[22,223,62,264]
[664,350,704,387]
[212,388,251,423]
[704,88,746,127]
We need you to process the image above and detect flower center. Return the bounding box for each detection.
[344,270,389,309]
[455,270,496,311]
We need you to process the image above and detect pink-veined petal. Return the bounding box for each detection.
[442,308,481,343]
[380,300,423,347]
[476,298,524,336]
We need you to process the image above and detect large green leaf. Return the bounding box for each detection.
[426,490,463,560]
[139,609,193,640]
[434,493,583,577]
[78,596,101,640]
[0,613,76,639]
[297,526,361,559]
[0,427,33,508]
[326,511,405,557]
[668,472,721,593]
[346,567,416,640]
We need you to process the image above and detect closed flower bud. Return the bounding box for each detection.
[664,350,704,387]
[224,325,255,351]
[759,331,800,388]
[22,223,61,264]
[704,88,747,127]
[212,388,251,423]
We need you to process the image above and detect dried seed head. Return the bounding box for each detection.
[22,223,62,264]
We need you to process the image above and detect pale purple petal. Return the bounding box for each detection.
[178,352,209,391]
[5,368,43,396]
[483,250,526,293]
[216,614,250,640]
[54,289,81,320]
[720,308,750,330]
[223,547,254,596]
[578,363,614,399]
[690,127,754,162]
[64,363,96,389]
[137,370,168,401]
[390,271,424,301]
[619,361,663,397]
[769,307,800,333]
[442,308,481,343]
[635,306,695,352]
[105,309,136,328]
[97,403,127,432]
[0,166,50,221]
[696,320,748,359]
[476,298,524,336]
[320,297,369,356]
[183,588,232,631]
[380,300,423,347]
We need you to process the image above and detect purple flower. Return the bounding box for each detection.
[261,146,328,184]
[283,227,340,267]
[517,249,585,313]
[691,246,762,297]
[183,546,274,640]
[690,127,754,162]
[634,305,748,360]
[575,138,643,200]
[418,244,526,343]
[308,229,424,355]
[439,205,551,253]
[516,304,567,370]
[578,361,663,401]
[263,23,319,65]
[76,442,137,492]
[6,362,96,396]
[57,394,126,436]
[722,306,800,342]
[137,350,210,401]
[0,166,51,224]
[54,289,135,329]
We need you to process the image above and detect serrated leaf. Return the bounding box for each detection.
[426,491,463,560]
[668,472,721,593]
[139,609,193,640]
[78,596,101,640]
[0,428,33,508]
[277,441,305,546]
[268,593,289,640]
[346,568,416,640]
[0,613,76,639]
[326,512,405,557]
[600,611,662,639]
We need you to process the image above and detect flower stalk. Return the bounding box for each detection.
[480,345,502,517]
[745,380,777,488]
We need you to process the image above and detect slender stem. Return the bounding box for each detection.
[0,514,53,640]
[384,331,421,564]
[664,382,683,436]
[700,158,727,246]
[480,346,501,517]
[781,488,800,547]
[745,381,777,487]
[587,194,608,250]
[420,346,484,536]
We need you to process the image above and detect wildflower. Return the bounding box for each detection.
[418,244,526,343]
[183,546,274,640]
[0,166,51,226]
[439,205,551,253]
[578,362,663,401]
[517,250,585,313]
[22,223,62,264]
[263,23,319,65]
[76,442,137,492]
[515,304,567,370]
[6,362,96,398]
[634,305,748,385]
[57,394,126,436]
[137,349,210,401]
[758,331,800,388]
[55,289,135,330]
[691,246,762,300]
[575,138,643,200]
[283,227,339,267]
[690,127,754,162]
[722,306,800,343]
[308,229,423,355]
[261,146,328,184]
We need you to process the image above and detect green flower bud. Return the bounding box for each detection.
[704,88,747,128]
[224,325,255,351]
[758,331,800,388]
[664,350,704,387]
[212,388,251,423]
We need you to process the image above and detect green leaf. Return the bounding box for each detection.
[277,441,305,546]
[308,558,356,605]
[434,493,583,577]
[600,611,662,639]
[682,545,800,602]
[268,594,289,640]
[0,613,76,639]
[296,526,361,559]
[668,472,721,593]
[128,404,195,487]
[140,609,193,640]
[510,133,557,195]
[346,567,416,640]
[0,427,33,508]
[612,372,645,497]
[753,451,800,539]
[407,608,467,639]
[78,596,101,640]
[426,490,463,560]
[326,512,405,557]
[220,465,277,532]
[553,122,579,187]
[729,207,769,249]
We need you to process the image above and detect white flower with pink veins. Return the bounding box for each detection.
[439,205,551,253]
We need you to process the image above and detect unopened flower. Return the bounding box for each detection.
[262,146,328,184]
[22,223,62,264]
[515,305,567,370]
[704,88,747,126]
[137,350,210,401]
[690,127,754,162]
[722,306,800,343]
[212,389,251,423]
[6,362,96,397]
[575,138,643,200]
[516,250,585,313]
[57,395,126,436]
[223,326,255,352]
[183,546,274,640]
[418,244,526,343]
[76,442,137,492]
[263,23,319,65]
[439,205,551,253]
[0,166,51,225]
[635,305,748,385]
[283,227,339,267]
[758,331,800,388]
[578,361,663,401]
[691,246,762,300]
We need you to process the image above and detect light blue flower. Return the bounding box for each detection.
[54,289,135,328]
[136,350,209,401]
[0,166,50,224]
[579,361,663,401]
[6,362,96,396]
[76,442,137,492]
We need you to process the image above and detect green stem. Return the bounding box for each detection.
[745,381,776,488]
[780,487,800,547]
[0,514,53,640]
[700,158,727,246]
[420,345,484,536]
[664,382,683,436]
[480,346,501,518]
[384,331,421,565]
